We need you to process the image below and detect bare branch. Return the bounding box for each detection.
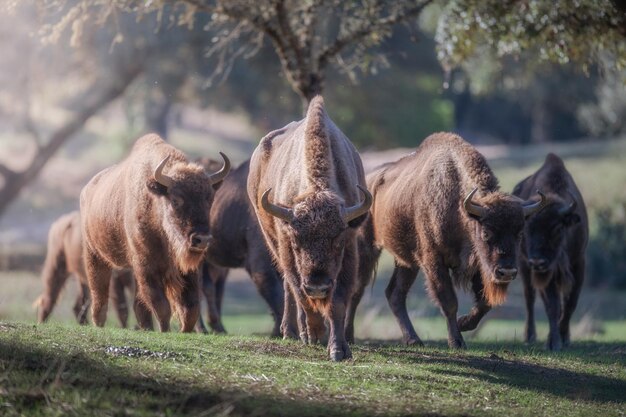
[0,64,143,217]
[317,0,434,70]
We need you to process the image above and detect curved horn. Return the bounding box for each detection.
[261,188,294,222]
[463,187,487,218]
[154,155,173,188]
[207,152,231,185]
[558,190,577,216]
[522,189,547,218]
[343,185,373,223]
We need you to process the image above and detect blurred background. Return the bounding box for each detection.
[0,1,624,342]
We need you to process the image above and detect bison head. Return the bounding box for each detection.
[262,185,372,300]
[147,153,230,273]
[464,187,546,305]
[521,191,580,282]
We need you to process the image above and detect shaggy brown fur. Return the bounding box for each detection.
[248,96,369,361]
[36,211,135,327]
[197,160,284,336]
[513,153,588,351]
[357,132,541,349]
[80,134,229,332]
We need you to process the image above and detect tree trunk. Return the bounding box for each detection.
[0,66,142,219]
[144,90,173,139]
[297,72,324,115]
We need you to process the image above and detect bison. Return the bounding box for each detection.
[36,211,134,327]
[248,96,371,361]
[80,134,230,331]
[196,160,285,336]
[358,132,545,349]
[513,153,588,351]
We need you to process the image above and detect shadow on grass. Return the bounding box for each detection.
[361,340,626,404]
[0,337,362,417]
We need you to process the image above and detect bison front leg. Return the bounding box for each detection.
[423,261,465,349]
[327,297,351,362]
[385,264,423,346]
[457,272,491,332]
[134,298,154,331]
[73,281,91,325]
[345,279,366,344]
[172,272,201,333]
[136,279,172,332]
[540,280,562,351]
[246,258,284,338]
[559,260,584,348]
[110,272,129,328]
[199,263,226,334]
[85,248,112,327]
[521,264,537,343]
[281,280,299,340]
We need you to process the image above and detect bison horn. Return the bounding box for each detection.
[261,188,295,222]
[522,189,548,218]
[154,155,174,188]
[558,190,577,216]
[207,152,231,185]
[463,187,487,218]
[343,185,373,223]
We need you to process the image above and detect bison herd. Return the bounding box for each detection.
[35,96,588,361]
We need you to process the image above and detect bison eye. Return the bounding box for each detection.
[170,195,184,208]
[481,229,493,242]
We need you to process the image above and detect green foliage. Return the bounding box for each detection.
[1,322,625,416]
[436,0,626,74]
[588,204,626,289]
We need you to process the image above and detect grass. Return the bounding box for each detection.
[0,321,625,417]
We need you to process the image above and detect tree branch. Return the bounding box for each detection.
[316,0,434,70]
[0,64,143,218]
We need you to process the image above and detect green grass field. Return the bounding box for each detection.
[1,322,624,417]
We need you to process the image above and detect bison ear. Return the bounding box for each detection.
[147,179,168,196]
[211,181,223,192]
[563,213,581,227]
[348,212,368,229]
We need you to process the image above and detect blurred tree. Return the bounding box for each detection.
[434,0,626,143]
[436,0,626,75]
[43,0,435,110]
[0,3,143,218]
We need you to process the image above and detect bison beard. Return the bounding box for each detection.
[80,134,229,332]
[356,132,544,349]
[248,96,371,361]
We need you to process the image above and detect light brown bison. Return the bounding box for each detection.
[80,134,230,332]
[513,153,588,351]
[36,211,134,327]
[197,160,285,336]
[358,132,545,349]
[248,96,371,361]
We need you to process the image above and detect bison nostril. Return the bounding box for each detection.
[190,233,210,248]
[529,258,548,270]
[496,268,517,280]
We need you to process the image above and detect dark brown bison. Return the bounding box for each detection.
[513,153,588,351]
[80,134,230,332]
[248,96,372,361]
[358,132,545,349]
[36,211,134,327]
[195,160,285,336]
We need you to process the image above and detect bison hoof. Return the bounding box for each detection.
[405,338,424,347]
[547,338,562,352]
[449,339,467,350]
[330,348,352,362]
[457,315,477,332]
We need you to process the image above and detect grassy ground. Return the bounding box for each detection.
[1,321,624,417]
